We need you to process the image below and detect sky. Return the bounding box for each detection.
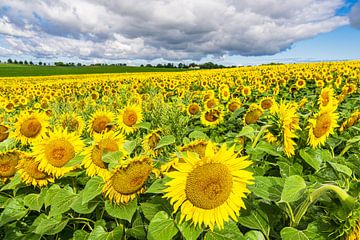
[0,0,359,66]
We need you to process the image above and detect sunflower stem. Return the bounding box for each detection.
[252,125,272,148]
[339,144,352,157]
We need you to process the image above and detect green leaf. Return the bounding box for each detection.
[48,187,77,217]
[177,215,203,240]
[328,162,352,177]
[145,177,168,194]
[299,148,325,171]
[44,184,61,208]
[82,176,105,204]
[280,175,306,203]
[280,227,309,240]
[31,214,68,235]
[147,211,178,240]
[277,161,303,177]
[204,220,244,240]
[0,138,16,152]
[105,199,138,222]
[73,230,90,240]
[248,176,284,202]
[189,130,209,140]
[0,197,28,227]
[238,208,270,238]
[126,212,147,240]
[24,193,45,212]
[154,135,176,150]
[102,151,123,164]
[124,140,137,154]
[141,197,172,221]
[136,121,151,130]
[71,192,99,214]
[238,125,256,139]
[1,172,21,191]
[255,141,283,157]
[64,154,85,167]
[244,230,266,240]
[348,135,360,144]
[88,225,123,240]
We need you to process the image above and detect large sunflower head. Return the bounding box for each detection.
[33,128,84,178]
[12,111,49,145]
[103,156,153,204]
[17,153,54,187]
[0,150,21,182]
[88,109,115,136]
[83,131,125,180]
[118,104,143,134]
[260,97,275,110]
[307,105,339,148]
[163,142,254,230]
[200,108,224,127]
[59,112,85,135]
[243,104,263,125]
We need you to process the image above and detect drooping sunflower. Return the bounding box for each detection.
[243,104,263,125]
[204,98,219,110]
[59,112,85,135]
[143,129,162,157]
[0,124,9,142]
[103,156,153,204]
[12,111,49,145]
[163,142,254,230]
[200,107,224,127]
[307,105,339,148]
[33,128,84,178]
[179,139,211,158]
[259,97,275,110]
[339,110,360,133]
[88,109,115,136]
[83,131,125,180]
[118,104,143,134]
[226,98,242,113]
[186,103,201,116]
[318,87,337,108]
[0,150,21,182]
[17,154,54,187]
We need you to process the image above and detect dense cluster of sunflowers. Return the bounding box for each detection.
[0,61,360,239]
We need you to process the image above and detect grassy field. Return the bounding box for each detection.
[0,63,187,77]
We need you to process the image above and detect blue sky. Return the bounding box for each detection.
[0,0,359,66]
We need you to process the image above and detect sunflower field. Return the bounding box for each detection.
[0,61,360,240]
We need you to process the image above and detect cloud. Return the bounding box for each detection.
[0,0,349,61]
[350,2,360,29]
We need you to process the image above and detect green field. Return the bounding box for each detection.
[0,64,186,77]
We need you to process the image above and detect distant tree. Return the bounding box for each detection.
[77,63,82,67]
[145,64,152,67]
[29,61,34,65]
[24,60,28,65]
[14,60,18,64]
[7,59,12,64]
[54,62,66,66]
[19,61,23,64]
[140,64,144,67]
[39,61,43,66]
[156,64,163,68]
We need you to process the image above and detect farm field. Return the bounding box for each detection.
[0,60,360,240]
[0,64,187,77]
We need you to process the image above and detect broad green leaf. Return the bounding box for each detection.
[280,227,309,240]
[145,177,169,194]
[255,141,283,157]
[124,140,137,154]
[73,230,90,240]
[105,199,138,222]
[204,220,244,240]
[189,130,209,140]
[147,211,178,240]
[238,125,256,139]
[328,162,352,177]
[177,215,203,240]
[277,161,303,177]
[126,212,147,240]
[82,176,105,204]
[24,193,45,212]
[71,192,99,214]
[102,151,123,164]
[0,138,16,152]
[299,148,325,171]
[136,121,151,130]
[88,225,123,240]
[64,154,85,167]
[44,184,61,208]
[303,221,333,240]
[238,208,270,238]
[141,197,172,221]
[244,230,266,240]
[0,197,28,227]
[249,176,284,202]
[280,175,306,203]
[348,135,360,144]
[32,214,68,235]
[1,173,21,191]
[154,135,176,150]
[49,187,77,217]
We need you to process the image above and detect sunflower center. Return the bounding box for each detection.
[45,139,75,167]
[261,100,273,109]
[206,99,216,109]
[93,116,111,133]
[0,152,19,177]
[123,109,138,127]
[245,109,262,125]
[313,113,332,138]
[20,118,42,138]
[189,104,200,115]
[186,163,233,209]
[0,125,9,142]
[228,102,240,112]
[112,162,152,194]
[205,110,219,122]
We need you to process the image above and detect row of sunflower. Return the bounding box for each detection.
[0,61,360,239]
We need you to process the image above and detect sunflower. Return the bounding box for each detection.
[0,124,9,142]
[12,111,49,145]
[118,104,143,134]
[33,128,84,178]
[143,129,162,157]
[186,103,201,116]
[243,104,263,125]
[219,85,230,101]
[103,156,153,204]
[318,87,337,108]
[163,142,254,230]
[226,98,242,113]
[307,105,339,148]
[200,108,224,127]
[0,150,21,182]
[339,110,360,133]
[204,98,219,110]
[346,219,360,240]
[295,79,306,89]
[241,86,252,97]
[88,109,115,136]
[17,154,54,187]
[83,131,125,180]
[259,97,275,110]
[59,112,85,135]
[179,139,211,158]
